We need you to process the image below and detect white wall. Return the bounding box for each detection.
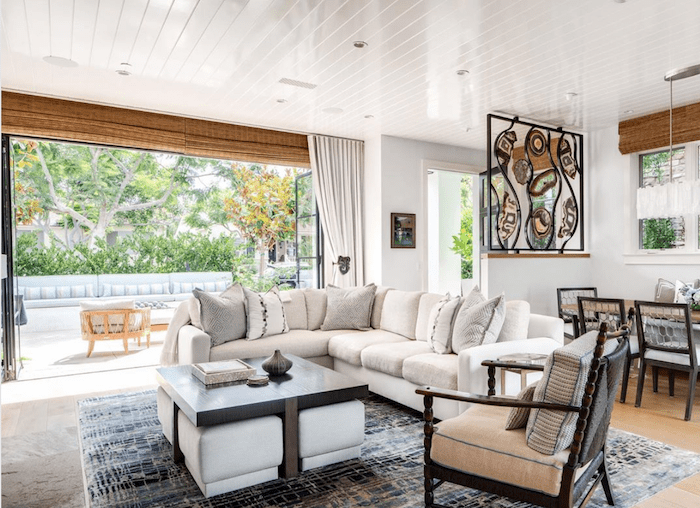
[378,135,485,290]
[427,170,463,295]
[364,134,383,285]
[588,125,699,301]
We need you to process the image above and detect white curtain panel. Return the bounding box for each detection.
[308,135,365,288]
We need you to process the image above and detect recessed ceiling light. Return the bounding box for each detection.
[276,98,288,103]
[614,0,626,3]
[43,55,78,68]
[565,92,578,101]
[353,41,368,49]
[465,127,471,133]
[624,109,634,114]
[116,62,132,76]
[456,69,469,76]
[364,115,374,119]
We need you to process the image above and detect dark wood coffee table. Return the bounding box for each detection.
[156,354,368,478]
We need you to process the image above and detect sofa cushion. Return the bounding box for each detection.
[427,294,461,354]
[402,353,459,390]
[498,300,531,342]
[321,284,377,331]
[244,286,289,340]
[281,289,308,330]
[526,331,619,455]
[452,294,506,353]
[431,404,570,496]
[370,286,393,329]
[304,288,327,330]
[654,278,677,303]
[209,329,359,362]
[193,287,247,347]
[328,329,407,366]
[360,341,433,378]
[380,290,423,339]
[414,293,445,342]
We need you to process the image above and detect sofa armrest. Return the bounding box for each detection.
[527,314,564,345]
[177,325,211,365]
[457,337,561,401]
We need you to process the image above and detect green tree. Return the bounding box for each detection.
[224,163,299,275]
[12,140,195,248]
[450,176,474,279]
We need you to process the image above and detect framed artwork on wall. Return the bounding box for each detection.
[391,213,416,248]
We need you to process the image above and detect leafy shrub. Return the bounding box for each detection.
[14,232,251,276]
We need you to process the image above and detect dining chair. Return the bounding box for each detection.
[634,301,700,421]
[556,287,597,341]
[578,297,638,404]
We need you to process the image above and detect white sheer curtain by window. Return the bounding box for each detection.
[308,135,364,287]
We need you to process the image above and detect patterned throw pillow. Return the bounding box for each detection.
[505,382,538,430]
[193,286,247,346]
[451,294,506,353]
[243,286,289,340]
[427,294,461,354]
[525,330,619,455]
[321,284,377,331]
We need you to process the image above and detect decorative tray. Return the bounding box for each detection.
[192,359,256,386]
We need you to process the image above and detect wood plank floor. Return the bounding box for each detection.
[2,365,700,507]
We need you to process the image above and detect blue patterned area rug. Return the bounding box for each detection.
[78,390,700,508]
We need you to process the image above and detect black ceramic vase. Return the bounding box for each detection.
[261,349,293,376]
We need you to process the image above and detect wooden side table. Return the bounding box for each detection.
[481,353,548,396]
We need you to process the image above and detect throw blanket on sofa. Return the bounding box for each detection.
[160,300,192,365]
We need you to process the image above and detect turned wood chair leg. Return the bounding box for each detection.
[635,360,647,408]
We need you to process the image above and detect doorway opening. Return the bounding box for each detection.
[427,167,480,296]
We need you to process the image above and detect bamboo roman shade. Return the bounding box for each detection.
[1,92,310,167]
[618,101,700,155]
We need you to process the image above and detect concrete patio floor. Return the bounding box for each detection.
[15,326,166,380]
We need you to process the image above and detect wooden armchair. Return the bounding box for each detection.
[416,324,629,508]
[79,307,151,357]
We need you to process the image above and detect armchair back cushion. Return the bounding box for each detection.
[379,289,423,339]
[526,330,619,455]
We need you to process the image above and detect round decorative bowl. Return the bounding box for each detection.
[261,349,293,376]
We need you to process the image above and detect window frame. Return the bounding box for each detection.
[624,140,700,264]
[294,171,323,289]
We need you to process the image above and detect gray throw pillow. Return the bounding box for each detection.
[451,293,506,353]
[193,286,247,347]
[505,382,538,430]
[321,283,377,331]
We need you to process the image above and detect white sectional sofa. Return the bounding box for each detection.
[173,285,564,420]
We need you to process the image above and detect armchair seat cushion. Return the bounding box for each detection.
[431,404,570,496]
[402,353,459,390]
[360,341,433,377]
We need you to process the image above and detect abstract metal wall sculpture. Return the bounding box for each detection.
[485,114,584,252]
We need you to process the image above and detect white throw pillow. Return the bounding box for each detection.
[498,300,531,342]
[451,293,506,353]
[427,294,461,354]
[243,286,289,340]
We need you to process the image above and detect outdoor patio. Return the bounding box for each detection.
[16,326,166,380]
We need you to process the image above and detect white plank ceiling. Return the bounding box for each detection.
[2,0,700,151]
